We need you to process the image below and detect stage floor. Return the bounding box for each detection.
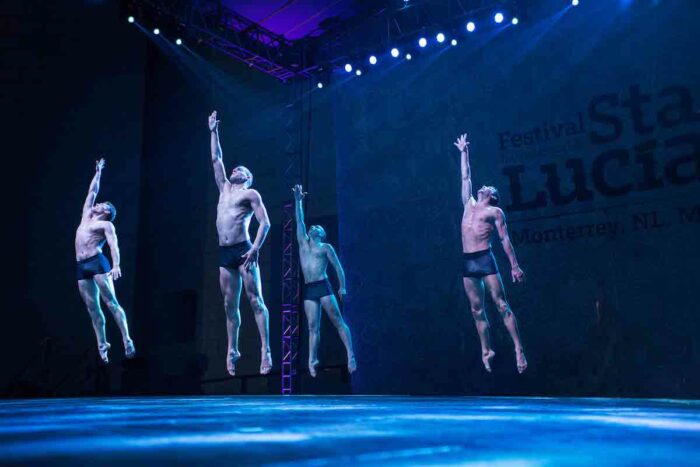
[0,396,699,465]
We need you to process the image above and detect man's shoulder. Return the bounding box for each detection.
[321,242,337,252]
[488,206,506,219]
[242,188,263,201]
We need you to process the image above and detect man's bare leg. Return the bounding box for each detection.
[320,295,356,373]
[463,277,495,372]
[484,274,527,373]
[94,273,135,358]
[78,279,110,363]
[219,267,243,375]
[304,299,321,377]
[240,264,272,374]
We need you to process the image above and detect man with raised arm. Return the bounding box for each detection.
[208,111,272,376]
[454,133,528,373]
[293,184,356,377]
[75,158,135,364]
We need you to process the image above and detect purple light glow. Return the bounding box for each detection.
[223,0,357,41]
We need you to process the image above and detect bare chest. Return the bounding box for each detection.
[218,191,251,217]
[462,206,494,232]
[75,222,105,245]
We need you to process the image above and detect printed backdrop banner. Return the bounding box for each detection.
[333,0,700,395]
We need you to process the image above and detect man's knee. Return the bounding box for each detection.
[327,310,345,329]
[223,295,236,309]
[105,298,121,314]
[495,299,512,317]
[307,316,320,332]
[223,295,240,314]
[470,303,486,320]
[248,294,267,314]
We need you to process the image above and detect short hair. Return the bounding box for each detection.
[237,166,253,188]
[104,202,117,221]
[311,225,326,240]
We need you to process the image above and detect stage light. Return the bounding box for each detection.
[153,28,160,35]
[494,13,504,23]
[344,63,353,73]
[572,0,579,5]
[369,55,377,65]
[451,39,457,46]
[391,48,400,58]
[317,82,323,89]
[176,38,182,45]
[406,53,412,60]
[355,69,362,76]
[418,37,427,48]
[436,33,445,43]
[128,16,134,23]
[512,17,519,25]
[466,22,476,32]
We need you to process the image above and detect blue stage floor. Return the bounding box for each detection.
[0,396,699,465]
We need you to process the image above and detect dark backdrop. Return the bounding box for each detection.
[3,0,698,398]
[1,0,340,396]
[2,0,145,395]
[335,0,700,396]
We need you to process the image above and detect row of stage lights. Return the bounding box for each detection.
[127,16,184,45]
[317,0,581,89]
[126,0,581,89]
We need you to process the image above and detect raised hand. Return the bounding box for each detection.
[511,266,525,284]
[292,184,306,201]
[453,133,470,152]
[208,111,219,132]
[96,158,105,172]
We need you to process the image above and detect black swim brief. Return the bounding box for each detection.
[76,253,111,281]
[303,278,334,301]
[462,249,499,278]
[219,240,253,269]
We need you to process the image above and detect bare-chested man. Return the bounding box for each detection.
[292,185,356,377]
[75,158,135,364]
[455,133,527,373]
[209,111,272,376]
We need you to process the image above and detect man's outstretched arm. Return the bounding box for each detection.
[241,190,272,270]
[495,209,525,283]
[292,184,308,243]
[454,133,472,205]
[209,111,228,192]
[82,158,105,217]
[326,245,347,301]
[101,221,122,280]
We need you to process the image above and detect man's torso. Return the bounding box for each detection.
[461,199,496,253]
[217,187,253,246]
[75,219,106,261]
[299,241,329,283]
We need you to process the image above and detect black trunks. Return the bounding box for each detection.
[219,240,253,269]
[76,253,111,281]
[304,278,334,301]
[462,249,499,278]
